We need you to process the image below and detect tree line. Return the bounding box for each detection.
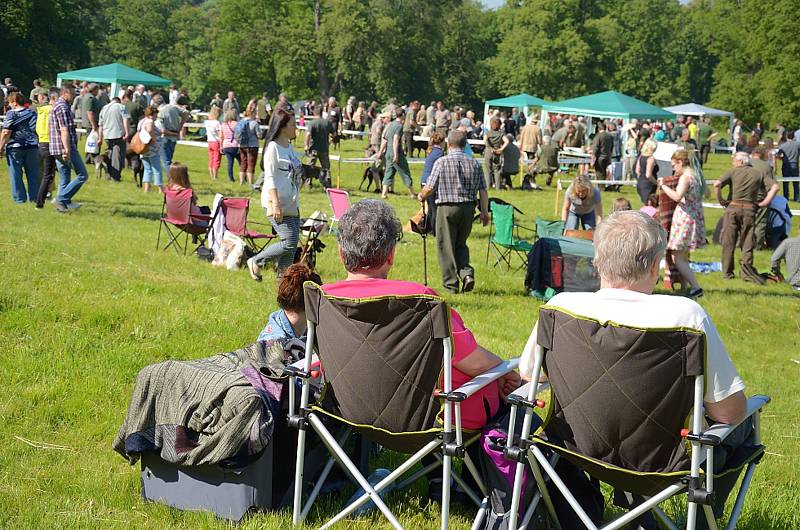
[2,0,798,127]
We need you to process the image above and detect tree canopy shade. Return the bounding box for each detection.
[542,90,675,121]
[662,103,733,118]
[56,63,171,90]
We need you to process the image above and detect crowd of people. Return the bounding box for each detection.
[1,77,798,292]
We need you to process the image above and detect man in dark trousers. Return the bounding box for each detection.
[418,131,490,294]
[714,152,778,281]
[591,121,615,178]
[304,104,334,188]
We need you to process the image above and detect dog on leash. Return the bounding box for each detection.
[88,150,112,180]
[410,138,429,158]
[359,165,383,192]
[126,148,144,187]
[300,163,331,190]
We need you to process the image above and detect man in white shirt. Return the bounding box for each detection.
[98,97,130,181]
[520,210,752,526]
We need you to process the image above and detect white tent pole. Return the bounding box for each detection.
[483,102,489,133]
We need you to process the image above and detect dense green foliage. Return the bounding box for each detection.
[2,0,798,124]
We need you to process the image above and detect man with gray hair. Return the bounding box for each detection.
[323,199,520,433]
[713,151,778,281]
[519,210,751,527]
[418,130,489,293]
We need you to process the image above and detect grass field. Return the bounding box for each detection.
[0,134,797,529]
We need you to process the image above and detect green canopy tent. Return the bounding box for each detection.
[483,93,548,128]
[540,90,674,142]
[56,62,171,101]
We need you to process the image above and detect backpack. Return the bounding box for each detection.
[235,119,254,146]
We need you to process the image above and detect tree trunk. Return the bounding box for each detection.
[315,0,330,98]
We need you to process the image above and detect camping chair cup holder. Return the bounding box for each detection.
[502,307,770,530]
[289,283,519,530]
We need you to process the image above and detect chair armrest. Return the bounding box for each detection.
[190,213,212,221]
[290,353,320,370]
[515,224,535,233]
[700,395,771,444]
[452,358,519,398]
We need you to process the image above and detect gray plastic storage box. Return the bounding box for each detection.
[140,444,273,522]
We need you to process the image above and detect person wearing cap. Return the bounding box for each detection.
[376,107,416,199]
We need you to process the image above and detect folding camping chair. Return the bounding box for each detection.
[487,201,534,271]
[534,217,565,241]
[504,306,770,530]
[156,187,212,255]
[289,283,518,530]
[326,188,350,234]
[218,197,276,253]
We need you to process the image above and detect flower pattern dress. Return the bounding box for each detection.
[667,171,706,251]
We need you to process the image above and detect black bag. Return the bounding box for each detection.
[196,246,214,262]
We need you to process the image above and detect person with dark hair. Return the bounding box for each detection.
[418,131,490,294]
[166,162,208,220]
[257,263,322,343]
[47,85,88,212]
[777,131,800,202]
[0,91,39,203]
[376,107,415,199]
[484,117,508,190]
[220,108,240,182]
[304,104,334,186]
[157,95,191,169]
[247,108,302,280]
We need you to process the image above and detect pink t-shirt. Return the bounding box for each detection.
[640,205,658,218]
[321,278,499,430]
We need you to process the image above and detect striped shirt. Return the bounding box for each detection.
[426,148,486,204]
[49,97,77,156]
[771,236,800,287]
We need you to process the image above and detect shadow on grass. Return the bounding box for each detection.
[707,287,800,299]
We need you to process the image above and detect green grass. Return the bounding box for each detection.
[0,136,797,529]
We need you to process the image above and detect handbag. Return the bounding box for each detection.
[130,129,152,155]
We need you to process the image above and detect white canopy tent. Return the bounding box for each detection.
[662,103,735,143]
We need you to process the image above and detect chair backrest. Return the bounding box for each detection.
[163,187,194,225]
[326,188,350,221]
[304,282,450,437]
[490,202,515,246]
[535,217,564,239]
[221,197,250,236]
[536,306,705,475]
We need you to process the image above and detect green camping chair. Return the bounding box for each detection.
[504,306,770,530]
[534,217,565,241]
[487,202,534,271]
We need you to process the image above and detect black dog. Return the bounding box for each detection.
[126,148,144,187]
[301,163,330,190]
[411,138,429,158]
[359,165,383,192]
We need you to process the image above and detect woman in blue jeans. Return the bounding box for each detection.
[247,108,302,280]
[561,173,603,231]
[0,92,40,203]
[137,106,163,193]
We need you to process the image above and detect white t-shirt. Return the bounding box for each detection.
[204,119,221,142]
[519,288,744,403]
[261,141,301,216]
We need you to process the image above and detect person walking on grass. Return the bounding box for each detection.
[34,88,58,209]
[657,149,706,299]
[48,85,88,212]
[376,107,416,199]
[97,97,130,182]
[247,109,302,281]
[204,106,222,180]
[137,105,163,193]
[236,102,261,187]
[0,92,39,204]
[418,130,489,294]
[220,108,240,182]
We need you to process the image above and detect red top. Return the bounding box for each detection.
[321,278,499,429]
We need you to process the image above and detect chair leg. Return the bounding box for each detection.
[291,420,308,526]
[156,221,163,250]
[726,461,757,530]
[441,452,451,530]
[307,413,403,530]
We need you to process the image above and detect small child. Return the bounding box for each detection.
[639,193,658,218]
[613,197,632,212]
